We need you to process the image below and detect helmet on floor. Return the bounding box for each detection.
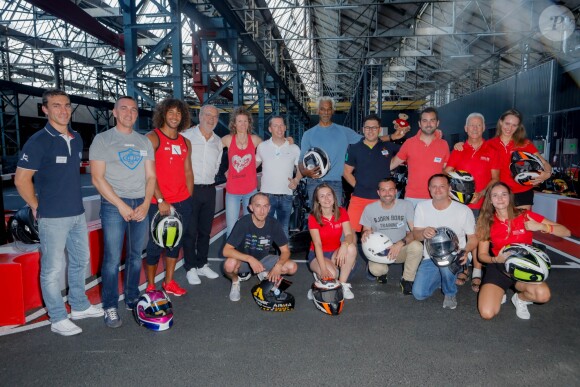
[150,208,183,248]
[425,227,461,267]
[8,205,39,244]
[503,243,551,282]
[362,232,395,264]
[251,279,295,312]
[447,170,476,204]
[311,277,344,316]
[133,290,174,331]
[510,151,544,186]
[302,147,330,179]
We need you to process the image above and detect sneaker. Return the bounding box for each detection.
[51,319,82,336]
[163,280,187,296]
[257,271,269,282]
[307,288,313,300]
[443,295,457,309]
[511,293,531,320]
[70,305,104,320]
[145,283,156,292]
[341,282,354,300]
[376,275,388,284]
[186,269,201,285]
[238,272,252,282]
[197,264,219,279]
[104,308,122,328]
[501,294,507,305]
[229,281,241,302]
[400,278,413,295]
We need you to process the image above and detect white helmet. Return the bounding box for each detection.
[362,232,395,264]
[303,147,330,179]
[503,243,551,282]
[510,151,544,186]
[150,208,183,248]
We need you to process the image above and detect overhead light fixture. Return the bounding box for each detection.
[477,32,507,37]
[450,54,474,58]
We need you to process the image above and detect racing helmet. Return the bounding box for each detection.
[251,279,295,312]
[503,243,551,283]
[510,151,544,186]
[302,147,330,179]
[362,232,395,264]
[425,227,461,267]
[8,205,39,244]
[133,290,174,331]
[150,208,183,248]
[448,170,476,204]
[310,277,344,316]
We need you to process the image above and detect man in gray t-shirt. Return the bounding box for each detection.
[360,178,423,294]
[89,96,156,328]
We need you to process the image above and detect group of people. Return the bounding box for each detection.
[14,90,570,336]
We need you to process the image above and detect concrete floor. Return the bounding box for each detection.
[1,244,579,386]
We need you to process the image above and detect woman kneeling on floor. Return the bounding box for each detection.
[308,183,358,299]
[476,182,570,320]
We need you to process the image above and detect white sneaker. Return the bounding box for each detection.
[501,294,507,305]
[511,293,531,320]
[238,272,252,282]
[186,269,201,285]
[197,264,219,279]
[51,319,82,336]
[257,271,269,282]
[71,305,104,320]
[229,281,241,302]
[307,289,313,300]
[341,282,354,300]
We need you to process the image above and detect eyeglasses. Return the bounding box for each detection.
[363,126,380,131]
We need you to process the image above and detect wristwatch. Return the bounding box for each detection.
[157,198,164,204]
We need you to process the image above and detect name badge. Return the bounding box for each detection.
[140,150,148,156]
[434,157,442,163]
[381,150,390,156]
[396,221,405,228]
[259,238,269,245]
[56,156,67,163]
[171,145,182,155]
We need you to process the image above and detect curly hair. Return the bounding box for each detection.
[310,183,340,227]
[476,182,524,241]
[495,109,527,147]
[228,107,253,135]
[152,98,191,133]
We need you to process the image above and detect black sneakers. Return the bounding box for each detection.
[376,274,388,284]
[400,278,413,295]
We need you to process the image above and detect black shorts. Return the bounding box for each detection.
[481,263,515,291]
[514,189,534,207]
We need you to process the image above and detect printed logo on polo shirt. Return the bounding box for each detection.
[512,228,526,236]
[480,156,490,162]
[20,153,29,162]
[172,145,182,155]
[118,148,143,170]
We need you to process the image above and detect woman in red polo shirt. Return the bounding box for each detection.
[476,182,570,320]
[308,183,358,299]
[487,109,552,209]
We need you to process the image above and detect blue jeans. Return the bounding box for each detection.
[412,258,458,300]
[266,193,293,238]
[100,198,148,310]
[38,214,91,323]
[146,197,194,264]
[225,190,257,237]
[306,179,343,208]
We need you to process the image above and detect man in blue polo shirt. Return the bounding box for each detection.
[343,114,400,233]
[14,89,104,336]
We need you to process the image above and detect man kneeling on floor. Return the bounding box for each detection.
[223,192,298,302]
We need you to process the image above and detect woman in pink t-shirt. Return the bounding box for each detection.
[308,183,357,299]
[222,107,263,236]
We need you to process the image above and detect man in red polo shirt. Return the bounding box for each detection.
[391,107,450,207]
[445,112,500,291]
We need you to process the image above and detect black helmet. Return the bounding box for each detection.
[303,147,330,178]
[425,227,461,267]
[510,151,544,186]
[8,206,39,244]
[251,279,295,312]
[448,170,476,204]
[150,209,183,248]
[311,277,344,316]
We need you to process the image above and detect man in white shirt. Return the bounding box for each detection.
[181,105,223,285]
[256,116,301,237]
